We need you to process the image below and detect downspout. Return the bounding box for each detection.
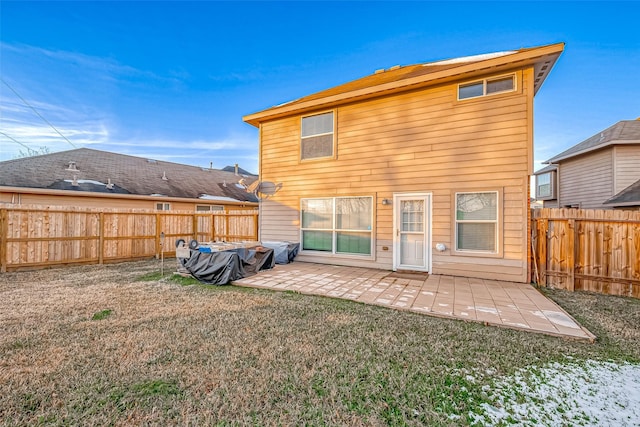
[258,122,263,241]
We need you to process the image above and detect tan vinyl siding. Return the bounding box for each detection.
[558,149,613,209]
[614,145,640,193]
[258,68,534,282]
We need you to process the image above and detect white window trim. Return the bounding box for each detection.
[535,171,556,200]
[300,110,336,161]
[457,73,516,101]
[156,202,170,211]
[454,191,500,255]
[300,196,374,258]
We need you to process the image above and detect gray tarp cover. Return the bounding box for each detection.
[261,242,300,264]
[179,248,275,285]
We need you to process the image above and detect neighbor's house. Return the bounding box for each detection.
[0,148,258,210]
[243,43,564,283]
[534,119,640,209]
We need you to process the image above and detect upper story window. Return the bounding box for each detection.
[301,111,334,160]
[535,171,556,199]
[458,74,516,100]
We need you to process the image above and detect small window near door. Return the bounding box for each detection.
[156,202,170,211]
[455,191,498,253]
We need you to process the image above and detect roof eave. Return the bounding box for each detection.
[544,139,640,163]
[602,200,640,207]
[0,186,259,206]
[243,42,565,127]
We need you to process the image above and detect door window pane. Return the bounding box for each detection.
[401,200,424,232]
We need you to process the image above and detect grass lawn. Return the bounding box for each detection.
[1,259,638,426]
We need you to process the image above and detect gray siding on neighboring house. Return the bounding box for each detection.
[559,149,613,208]
[614,145,640,194]
[542,200,559,208]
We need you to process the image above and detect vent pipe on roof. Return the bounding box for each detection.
[106,178,114,190]
[72,175,79,186]
[210,161,213,170]
[234,163,239,175]
[162,171,168,181]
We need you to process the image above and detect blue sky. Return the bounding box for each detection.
[1,1,639,174]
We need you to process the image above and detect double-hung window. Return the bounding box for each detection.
[535,171,556,199]
[301,111,334,160]
[301,196,372,255]
[458,74,515,100]
[156,202,170,211]
[455,192,498,253]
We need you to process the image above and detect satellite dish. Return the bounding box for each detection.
[245,180,282,198]
[256,181,281,197]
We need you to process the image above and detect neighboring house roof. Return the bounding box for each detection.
[545,119,640,163]
[0,148,258,203]
[243,42,564,126]
[222,165,255,176]
[603,178,640,207]
[533,164,557,175]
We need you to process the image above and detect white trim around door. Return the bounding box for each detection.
[392,193,432,272]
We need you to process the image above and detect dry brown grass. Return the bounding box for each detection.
[1,260,638,426]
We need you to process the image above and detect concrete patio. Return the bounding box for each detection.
[234,262,595,341]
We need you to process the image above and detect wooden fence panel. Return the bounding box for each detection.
[531,208,640,299]
[0,205,259,272]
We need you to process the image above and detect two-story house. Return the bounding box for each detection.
[243,43,564,283]
[534,119,640,209]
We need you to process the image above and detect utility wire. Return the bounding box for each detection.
[1,77,77,148]
[0,130,33,152]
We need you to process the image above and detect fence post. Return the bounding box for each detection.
[225,212,230,242]
[0,209,7,273]
[191,214,198,243]
[155,213,161,259]
[567,219,575,291]
[253,212,259,241]
[538,218,548,286]
[99,212,104,264]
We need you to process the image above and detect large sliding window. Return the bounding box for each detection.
[455,191,498,253]
[301,196,372,255]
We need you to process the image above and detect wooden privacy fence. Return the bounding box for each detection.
[0,205,259,272]
[531,208,640,298]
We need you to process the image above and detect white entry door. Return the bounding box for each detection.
[393,194,430,271]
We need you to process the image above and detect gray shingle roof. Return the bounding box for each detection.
[603,178,640,207]
[533,164,557,175]
[0,148,258,203]
[546,120,640,163]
